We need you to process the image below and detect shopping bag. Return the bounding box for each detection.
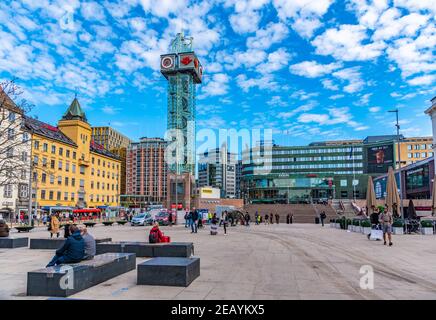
[369,229,383,240]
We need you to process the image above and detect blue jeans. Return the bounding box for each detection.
[191,220,197,233]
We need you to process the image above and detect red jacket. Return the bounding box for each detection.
[149,226,164,243]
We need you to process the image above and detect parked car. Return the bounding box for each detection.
[154,211,175,226]
[130,213,153,226]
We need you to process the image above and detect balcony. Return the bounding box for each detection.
[79,158,90,167]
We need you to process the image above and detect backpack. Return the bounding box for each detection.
[149,230,158,243]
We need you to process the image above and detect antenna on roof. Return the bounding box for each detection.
[74,87,79,99]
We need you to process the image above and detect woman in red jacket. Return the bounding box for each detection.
[149,223,164,243]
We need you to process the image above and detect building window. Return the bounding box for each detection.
[92,157,95,164]
[43,143,48,152]
[58,161,62,170]
[49,191,54,200]
[41,173,47,183]
[20,169,27,180]
[51,145,56,154]
[80,166,85,174]
[33,155,38,164]
[407,145,412,150]
[66,150,70,158]
[8,111,15,122]
[22,132,29,142]
[422,152,427,158]
[41,190,46,200]
[414,153,420,158]
[19,184,28,198]
[59,148,63,156]
[80,179,85,187]
[7,147,14,158]
[8,128,15,139]
[50,175,54,184]
[50,159,55,169]
[91,168,94,175]
[340,179,347,187]
[57,191,61,201]
[3,185,12,198]
[73,152,76,159]
[91,182,94,189]
[58,176,62,185]
[65,177,69,186]
[34,141,40,150]
[64,192,68,201]
[421,144,426,150]
[72,178,76,187]
[65,162,69,172]
[408,153,412,158]
[21,151,28,162]
[71,193,75,201]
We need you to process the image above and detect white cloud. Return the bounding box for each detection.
[322,79,339,90]
[139,0,189,18]
[256,48,291,74]
[312,24,386,61]
[332,67,365,93]
[246,22,289,50]
[81,2,106,21]
[277,102,316,119]
[272,0,334,38]
[199,73,230,98]
[369,106,381,112]
[102,106,121,115]
[225,0,269,34]
[407,74,436,86]
[298,107,365,130]
[236,74,279,92]
[289,60,342,78]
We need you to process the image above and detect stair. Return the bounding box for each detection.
[243,204,339,224]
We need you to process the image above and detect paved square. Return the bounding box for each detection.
[1,223,436,300]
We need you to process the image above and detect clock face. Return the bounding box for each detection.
[161,56,174,69]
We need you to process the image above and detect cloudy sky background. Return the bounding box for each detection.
[0,0,434,147]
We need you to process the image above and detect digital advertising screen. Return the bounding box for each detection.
[365,143,394,173]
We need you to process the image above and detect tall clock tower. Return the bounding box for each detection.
[161,32,203,210]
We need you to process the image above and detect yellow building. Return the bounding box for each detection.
[91,126,131,195]
[26,98,121,208]
[397,137,433,168]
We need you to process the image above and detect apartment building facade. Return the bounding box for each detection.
[26,98,121,208]
[91,126,131,195]
[125,137,168,205]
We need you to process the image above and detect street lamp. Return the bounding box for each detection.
[388,109,404,219]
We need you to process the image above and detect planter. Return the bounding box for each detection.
[117,220,127,225]
[84,222,96,227]
[421,227,433,235]
[347,225,353,231]
[335,223,340,229]
[362,227,372,235]
[15,226,34,232]
[102,221,114,226]
[393,227,404,235]
[355,226,362,233]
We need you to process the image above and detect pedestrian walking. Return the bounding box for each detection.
[184,211,189,228]
[255,211,259,225]
[264,214,269,225]
[275,213,280,224]
[270,213,273,224]
[379,205,393,246]
[168,211,173,227]
[191,208,198,234]
[244,212,251,227]
[286,214,290,224]
[221,210,228,235]
[49,214,60,238]
[210,213,218,235]
[290,213,293,224]
[320,211,327,227]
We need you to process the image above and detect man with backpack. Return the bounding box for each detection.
[149,223,164,243]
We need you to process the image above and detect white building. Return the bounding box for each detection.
[0,90,31,220]
[198,146,237,198]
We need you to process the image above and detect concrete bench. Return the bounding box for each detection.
[137,257,200,287]
[96,241,193,258]
[30,238,112,250]
[27,253,136,297]
[0,237,29,248]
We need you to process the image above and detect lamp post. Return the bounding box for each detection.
[388,109,404,219]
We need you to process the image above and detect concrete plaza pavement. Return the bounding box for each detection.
[1,222,436,300]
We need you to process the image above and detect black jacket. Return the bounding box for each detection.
[191,210,198,221]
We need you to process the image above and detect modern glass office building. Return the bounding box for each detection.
[241,142,367,203]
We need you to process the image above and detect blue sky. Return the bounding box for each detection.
[0,0,434,147]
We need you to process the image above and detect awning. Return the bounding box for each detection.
[73,209,101,213]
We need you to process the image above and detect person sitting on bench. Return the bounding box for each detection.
[149,222,164,243]
[46,225,84,267]
[79,225,96,260]
[0,219,9,237]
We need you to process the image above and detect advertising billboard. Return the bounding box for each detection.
[365,143,394,174]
